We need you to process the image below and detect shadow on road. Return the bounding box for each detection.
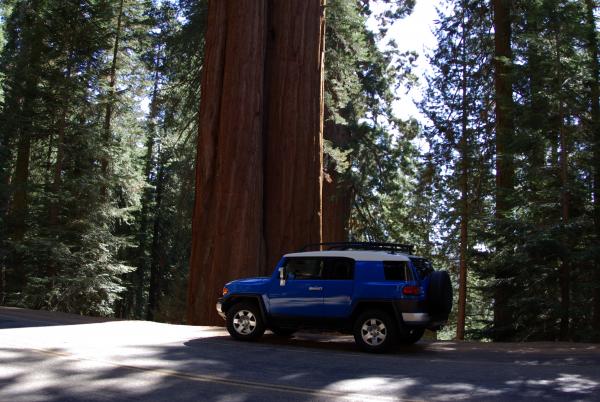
[1,311,599,402]
[186,331,600,366]
[1,336,599,402]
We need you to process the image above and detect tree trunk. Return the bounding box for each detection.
[322,172,352,242]
[492,0,514,341]
[585,0,600,340]
[101,0,124,196]
[525,4,546,185]
[0,127,12,226]
[11,133,31,242]
[264,0,325,269]
[135,63,161,319]
[147,152,164,321]
[188,0,325,326]
[552,23,571,341]
[456,5,469,340]
[558,107,570,340]
[49,61,72,227]
[4,0,45,297]
[187,0,268,326]
[322,119,351,243]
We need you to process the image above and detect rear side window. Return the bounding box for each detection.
[383,261,413,281]
[321,258,354,280]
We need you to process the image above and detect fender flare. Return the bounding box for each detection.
[222,294,269,324]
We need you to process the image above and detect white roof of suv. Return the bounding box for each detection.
[283,250,410,262]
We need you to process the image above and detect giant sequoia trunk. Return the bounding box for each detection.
[264,0,325,269]
[187,0,325,326]
[492,0,515,341]
[187,1,268,326]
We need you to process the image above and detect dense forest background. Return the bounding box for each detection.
[0,0,598,342]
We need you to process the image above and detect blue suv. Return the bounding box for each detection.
[216,242,452,352]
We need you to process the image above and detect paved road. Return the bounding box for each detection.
[0,307,599,402]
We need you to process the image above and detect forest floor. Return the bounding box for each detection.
[0,306,598,402]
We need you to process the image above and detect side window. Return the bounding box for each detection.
[383,261,413,281]
[321,258,354,280]
[285,258,322,280]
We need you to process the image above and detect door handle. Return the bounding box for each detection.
[308,286,323,291]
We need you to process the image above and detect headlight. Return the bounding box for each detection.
[222,287,229,296]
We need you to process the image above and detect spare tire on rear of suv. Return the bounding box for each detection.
[427,270,452,319]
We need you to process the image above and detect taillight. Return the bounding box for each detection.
[222,287,229,296]
[402,285,421,296]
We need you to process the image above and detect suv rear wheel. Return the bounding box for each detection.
[353,310,397,353]
[226,302,265,341]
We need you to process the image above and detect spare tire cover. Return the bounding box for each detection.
[427,270,453,319]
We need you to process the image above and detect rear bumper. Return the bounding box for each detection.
[401,312,430,323]
[394,300,448,330]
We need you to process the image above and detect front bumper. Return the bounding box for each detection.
[216,298,226,320]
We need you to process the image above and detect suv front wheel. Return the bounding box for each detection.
[226,302,265,341]
[353,310,397,353]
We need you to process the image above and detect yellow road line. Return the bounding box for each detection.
[11,346,419,402]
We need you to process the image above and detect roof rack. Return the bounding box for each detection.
[299,242,414,254]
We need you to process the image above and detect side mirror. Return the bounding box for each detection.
[279,267,286,286]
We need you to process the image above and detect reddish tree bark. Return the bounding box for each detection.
[264,0,325,270]
[187,1,268,326]
[188,0,325,326]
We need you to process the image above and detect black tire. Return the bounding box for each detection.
[427,270,453,319]
[397,327,425,345]
[353,310,397,353]
[226,302,265,341]
[270,327,296,337]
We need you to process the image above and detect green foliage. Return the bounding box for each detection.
[423,0,600,341]
[0,0,203,321]
[0,0,144,315]
[420,0,496,339]
[324,0,420,243]
[118,0,205,321]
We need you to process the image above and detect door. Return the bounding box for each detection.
[267,257,355,318]
[268,257,325,317]
[321,257,355,317]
